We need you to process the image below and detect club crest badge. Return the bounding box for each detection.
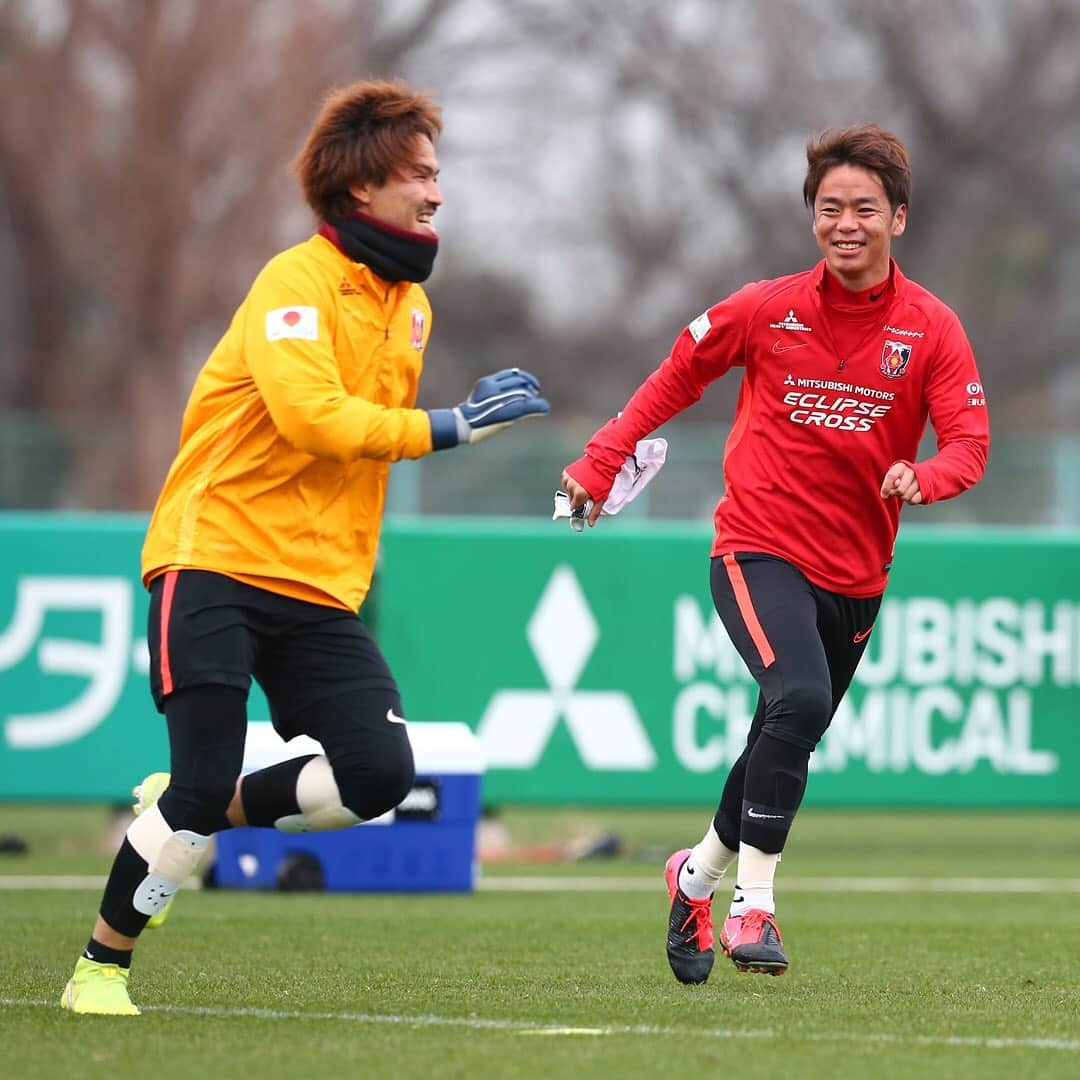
[880,340,912,379]
[410,308,425,350]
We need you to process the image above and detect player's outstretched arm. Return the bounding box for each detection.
[428,368,550,449]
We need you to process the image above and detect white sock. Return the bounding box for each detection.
[730,843,779,915]
[678,824,737,900]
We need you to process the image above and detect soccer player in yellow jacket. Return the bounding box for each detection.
[61,79,549,1016]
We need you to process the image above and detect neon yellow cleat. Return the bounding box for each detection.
[133,771,171,814]
[132,771,173,928]
[60,956,140,1016]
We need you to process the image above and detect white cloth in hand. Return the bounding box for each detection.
[553,438,668,523]
[601,438,667,514]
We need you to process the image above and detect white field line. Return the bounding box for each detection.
[0,875,108,889]
[478,876,1080,893]
[2,874,1080,893]
[2,996,1077,1052]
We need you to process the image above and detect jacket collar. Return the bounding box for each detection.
[811,257,907,305]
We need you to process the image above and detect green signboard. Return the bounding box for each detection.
[0,514,166,801]
[1,514,1077,806]
[379,520,1079,807]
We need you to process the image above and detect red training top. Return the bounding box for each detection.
[565,259,989,597]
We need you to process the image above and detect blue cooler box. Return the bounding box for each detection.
[214,721,484,893]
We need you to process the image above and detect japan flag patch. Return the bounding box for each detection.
[266,306,318,342]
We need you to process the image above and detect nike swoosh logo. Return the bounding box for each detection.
[853,626,874,643]
[83,950,95,960]
[746,808,785,820]
[772,340,808,354]
[870,289,885,302]
[386,708,407,725]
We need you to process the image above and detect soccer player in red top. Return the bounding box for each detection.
[561,124,989,984]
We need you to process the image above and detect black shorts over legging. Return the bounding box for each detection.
[144,570,414,835]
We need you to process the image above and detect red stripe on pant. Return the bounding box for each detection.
[722,553,776,668]
[159,571,179,696]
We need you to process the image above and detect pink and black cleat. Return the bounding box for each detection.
[720,908,789,976]
[664,849,715,985]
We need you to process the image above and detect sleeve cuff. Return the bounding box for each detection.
[909,461,934,504]
[427,409,460,451]
[565,455,615,504]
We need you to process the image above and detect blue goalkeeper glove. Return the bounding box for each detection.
[428,368,550,449]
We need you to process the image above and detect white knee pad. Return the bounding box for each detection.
[127,804,210,916]
[274,755,363,833]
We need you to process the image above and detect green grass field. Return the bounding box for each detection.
[2,805,1078,1079]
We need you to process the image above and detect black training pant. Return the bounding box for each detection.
[709,552,881,854]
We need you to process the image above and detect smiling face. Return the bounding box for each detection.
[349,134,442,236]
[812,163,906,291]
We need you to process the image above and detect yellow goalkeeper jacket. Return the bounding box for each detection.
[142,233,434,611]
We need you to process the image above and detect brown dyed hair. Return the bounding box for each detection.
[294,79,442,220]
[803,123,911,211]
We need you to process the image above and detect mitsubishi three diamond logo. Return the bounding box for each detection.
[476,566,656,770]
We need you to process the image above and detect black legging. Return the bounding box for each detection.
[708,552,881,853]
